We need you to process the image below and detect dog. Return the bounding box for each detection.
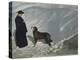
[32,26,53,47]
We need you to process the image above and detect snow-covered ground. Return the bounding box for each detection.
[12,33,78,58]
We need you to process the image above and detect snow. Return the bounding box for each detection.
[12,33,77,58]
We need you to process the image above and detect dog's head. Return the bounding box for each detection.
[31,26,38,31]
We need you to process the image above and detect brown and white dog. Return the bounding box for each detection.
[32,26,53,47]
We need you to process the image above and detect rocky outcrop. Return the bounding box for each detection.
[63,34,78,50]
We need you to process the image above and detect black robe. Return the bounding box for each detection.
[15,15,28,48]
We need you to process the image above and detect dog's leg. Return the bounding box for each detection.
[45,38,52,47]
[48,42,52,47]
[33,39,37,47]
